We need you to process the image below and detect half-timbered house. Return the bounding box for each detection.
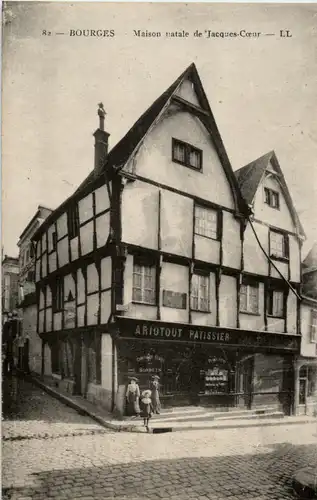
[33,64,303,414]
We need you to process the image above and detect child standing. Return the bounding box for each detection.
[140,389,153,431]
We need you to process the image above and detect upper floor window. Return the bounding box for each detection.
[29,243,34,259]
[270,230,289,260]
[190,272,210,312]
[132,258,156,305]
[172,138,202,171]
[194,205,219,240]
[240,278,259,314]
[310,309,317,343]
[264,187,280,209]
[67,204,79,240]
[52,277,63,312]
[267,288,285,318]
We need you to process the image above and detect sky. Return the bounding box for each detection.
[2,2,317,259]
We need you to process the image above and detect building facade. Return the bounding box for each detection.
[32,64,304,415]
[17,206,53,374]
[2,254,19,319]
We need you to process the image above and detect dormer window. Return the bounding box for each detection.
[264,187,280,209]
[172,138,202,171]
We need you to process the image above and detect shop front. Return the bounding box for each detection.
[111,317,300,415]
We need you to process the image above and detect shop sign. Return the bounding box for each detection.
[114,317,300,352]
[163,290,187,310]
[136,353,164,374]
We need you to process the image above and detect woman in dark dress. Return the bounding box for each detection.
[151,375,161,414]
[125,377,141,417]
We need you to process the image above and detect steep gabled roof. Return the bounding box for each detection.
[234,150,305,237]
[33,63,249,240]
[303,243,317,271]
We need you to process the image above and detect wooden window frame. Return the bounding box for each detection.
[239,277,259,315]
[264,187,280,209]
[194,204,220,241]
[52,276,64,312]
[132,256,157,306]
[172,138,203,171]
[270,230,289,261]
[267,287,285,319]
[190,271,210,313]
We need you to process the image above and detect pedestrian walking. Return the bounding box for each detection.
[140,389,153,431]
[151,375,161,414]
[125,377,141,417]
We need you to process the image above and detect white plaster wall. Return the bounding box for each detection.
[270,261,289,280]
[219,275,237,328]
[243,222,268,276]
[47,225,55,253]
[77,305,85,327]
[77,268,85,304]
[101,257,111,290]
[194,235,220,264]
[301,303,317,358]
[46,285,52,307]
[38,310,44,333]
[57,238,69,268]
[48,252,57,273]
[223,212,241,269]
[80,221,94,256]
[133,109,235,209]
[121,181,159,250]
[161,190,193,257]
[289,235,301,283]
[87,293,99,325]
[267,316,284,333]
[100,290,111,324]
[253,175,296,232]
[127,304,157,320]
[123,254,133,305]
[39,289,45,309]
[70,237,79,261]
[79,193,94,224]
[287,292,297,334]
[191,272,216,326]
[56,213,68,239]
[175,78,201,106]
[54,312,62,330]
[87,263,99,294]
[44,343,52,376]
[96,212,110,248]
[160,262,189,323]
[64,274,76,300]
[95,184,110,214]
[35,260,41,282]
[42,254,47,277]
[46,307,52,332]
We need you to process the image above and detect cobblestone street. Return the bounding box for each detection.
[2,375,317,500]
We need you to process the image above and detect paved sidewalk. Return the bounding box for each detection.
[23,371,317,434]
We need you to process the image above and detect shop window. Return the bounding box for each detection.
[264,187,280,209]
[67,204,79,240]
[240,278,259,314]
[270,230,289,260]
[132,258,156,305]
[190,272,210,312]
[310,310,317,343]
[194,205,219,240]
[267,289,285,318]
[172,138,202,170]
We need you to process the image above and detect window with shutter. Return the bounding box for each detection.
[270,230,289,259]
[239,279,259,314]
[132,258,157,305]
[190,273,210,312]
[194,205,219,240]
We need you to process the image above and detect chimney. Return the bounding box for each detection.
[93,103,109,177]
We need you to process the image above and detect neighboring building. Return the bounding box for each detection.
[235,151,305,415]
[17,206,53,373]
[2,255,20,372]
[293,244,317,416]
[32,64,304,415]
[2,255,19,319]
[301,243,317,300]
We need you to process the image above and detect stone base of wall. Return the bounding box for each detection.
[59,378,76,395]
[86,383,112,412]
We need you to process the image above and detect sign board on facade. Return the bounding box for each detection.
[163,290,187,310]
[113,317,300,352]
